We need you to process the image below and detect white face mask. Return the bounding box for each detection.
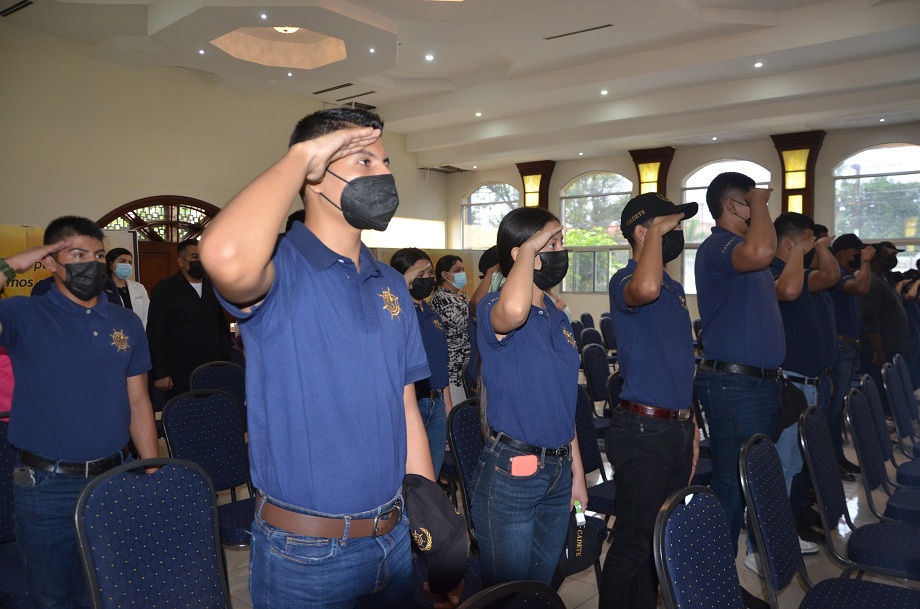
[450,271,467,290]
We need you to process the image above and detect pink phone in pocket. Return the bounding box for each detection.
[509,454,539,477]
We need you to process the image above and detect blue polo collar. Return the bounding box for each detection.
[47,283,110,318]
[286,222,381,277]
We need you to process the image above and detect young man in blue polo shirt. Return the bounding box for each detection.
[694,172,780,609]
[599,193,700,609]
[199,109,459,608]
[0,216,159,609]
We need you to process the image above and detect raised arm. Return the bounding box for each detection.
[624,213,682,307]
[199,127,380,305]
[0,242,67,336]
[842,246,876,296]
[490,228,559,335]
[731,188,777,272]
[807,236,840,292]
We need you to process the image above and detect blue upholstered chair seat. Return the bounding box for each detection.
[217,497,256,546]
[895,460,920,487]
[800,578,920,609]
[883,489,920,525]
[847,522,920,578]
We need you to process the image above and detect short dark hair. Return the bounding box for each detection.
[289,107,384,148]
[496,207,560,277]
[389,248,431,275]
[435,255,463,286]
[706,172,755,220]
[285,209,305,232]
[773,212,815,241]
[813,224,829,238]
[177,238,199,257]
[624,217,655,248]
[43,215,104,245]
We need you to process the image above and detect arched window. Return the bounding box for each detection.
[681,160,771,294]
[560,171,633,293]
[834,144,920,271]
[98,195,221,242]
[461,183,520,249]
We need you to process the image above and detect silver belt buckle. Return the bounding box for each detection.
[371,499,402,538]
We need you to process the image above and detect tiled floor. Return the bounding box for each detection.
[221,440,920,608]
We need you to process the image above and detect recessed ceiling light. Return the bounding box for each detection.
[475,112,482,117]
[287,72,293,77]
[712,136,718,141]
[754,62,763,68]
[578,152,584,156]
[880,118,886,122]
[601,90,608,95]
[473,165,477,169]
[274,27,299,34]
[260,13,267,20]
[370,48,375,53]
[198,49,205,55]
[425,54,434,61]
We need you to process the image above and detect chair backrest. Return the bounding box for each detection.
[844,388,889,494]
[190,361,246,409]
[161,390,250,492]
[0,419,16,542]
[75,458,230,609]
[581,344,611,404]
[580,312,595,329]
[860,374,896,462]
[227,346,246,369]
[447,398,484,542]
[893,354,918,421]
[456,580,565,609]
[799,406,851,533]
[882,362,916,441]
[740,435,809,607]
[653,486,744,609]
[570,320,585,351]
[573,386,604,477]
[599,315,617,351]
[461,360,478,399]
[605,371,624,407]
[580,327,604,349]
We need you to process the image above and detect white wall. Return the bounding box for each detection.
[0,23,446,230]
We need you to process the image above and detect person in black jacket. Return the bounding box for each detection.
[146,238,232,399]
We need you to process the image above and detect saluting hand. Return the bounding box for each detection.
[301,127,382,183]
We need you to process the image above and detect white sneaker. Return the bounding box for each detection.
[744,552,763,578]
[799,537,819,555]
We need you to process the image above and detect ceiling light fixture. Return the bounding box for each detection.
[754,62,763,68]
[198,49,205,55]
[274,27,299,34]
[880,118,886,122]
[473,165,477,169]
[425,54,434,61]
[712,136,718,141]
[260,13,267,19]
[370,48,375,53]
[475,112,481,117]
[578,152,584,156]
[287,72,293,77]
[601,90,608,95]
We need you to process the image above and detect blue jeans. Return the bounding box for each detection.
[418,395,447,477]
[249,492,411,609]
[470,434,572,587]
[694,369,780,555]
[776,376,816,493]
[13,465,93,609]
[829,341,860,461]
[599,406,694,609]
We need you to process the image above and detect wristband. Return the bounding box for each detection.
[0,258,15,283]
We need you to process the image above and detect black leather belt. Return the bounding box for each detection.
[837,335,859,347]
[783,373,821,386]
[18,446,129,478]
[700,360,781,379]
[620,400,693,421]
[416,387,444,401]
[489,429,570,458]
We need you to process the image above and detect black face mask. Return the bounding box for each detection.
[533,250,569,291]
[409,277,435,300]
[880,253,898,271]
[661,230,685,264]
[851,252,861,267]
[321,169,400,231]
[58,261,108,301]
[803,250,816,268]
[186,260,206,280]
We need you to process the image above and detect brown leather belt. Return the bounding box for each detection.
[258,497,402,539]
[621,400,693,421]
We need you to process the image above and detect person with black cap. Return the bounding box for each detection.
[598,193,700,609]
[693,172,779,609]
[859,240,909,413]
[829,233,876,478]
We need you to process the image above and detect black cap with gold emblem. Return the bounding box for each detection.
[403,473,468,594]
[620,192,698,239]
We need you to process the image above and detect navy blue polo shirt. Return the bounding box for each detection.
[830,266,860,339]
[769,259,822,377]
[695,227,785,368]
[477,291,580,448]
[813,288,837,370]
[609,260,695,410]
[0,287,150,460]
[217,223,430,514]
[415,301,450,390]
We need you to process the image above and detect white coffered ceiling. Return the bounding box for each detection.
[4,0,919,170]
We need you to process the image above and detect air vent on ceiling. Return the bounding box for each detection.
[543,24,612,40]
[312,83,353,95]
[336,91,376,102]
[422,166,467,174]
[1,0,33,17]
[346,102,377,111]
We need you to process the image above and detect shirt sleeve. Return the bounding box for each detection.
[611,271,640,315]
[0,297,30,352]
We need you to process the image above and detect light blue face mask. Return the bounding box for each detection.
[450,271,467,290]
[113,263,133,280]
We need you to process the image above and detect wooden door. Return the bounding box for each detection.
[137,242,177,294]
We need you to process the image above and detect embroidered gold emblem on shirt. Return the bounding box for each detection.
[679,294,688,310]
[412,527,433,552]
[109,329,130,352]
[433,319,444,331]
[380,287,402,319]
[562,327,577,349]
